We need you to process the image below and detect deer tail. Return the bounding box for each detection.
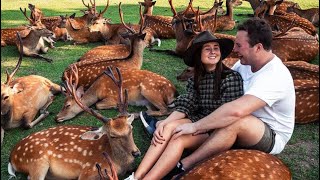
[8,162,16,179]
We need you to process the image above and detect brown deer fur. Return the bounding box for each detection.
[286,4,319,27]
[178,149,291,179]
[8,65,140,179]
[56,67,177,122]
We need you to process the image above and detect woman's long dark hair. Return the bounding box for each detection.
[193,45,230,99]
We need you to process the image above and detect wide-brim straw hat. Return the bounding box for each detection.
[184,31,234,67]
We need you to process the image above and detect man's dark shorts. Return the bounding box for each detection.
[233,122,276,153]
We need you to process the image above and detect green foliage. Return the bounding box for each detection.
[1,0,319,179]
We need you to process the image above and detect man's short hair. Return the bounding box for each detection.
[237,17,273,50]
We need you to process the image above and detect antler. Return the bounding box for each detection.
[168,0,177,17]
[20,7,33,23]
[96,152,118,180]
[103,66,129,116]
[138,4,146,34]
[118,2,136,34]
[63,64,110,123]
[5,33,23,85]
[98,0,110,17]
[82,0,90,9]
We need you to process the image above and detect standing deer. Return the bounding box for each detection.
[1,33,61,144]
[175,149,292,179]
[62,3,161,89]
[56,66,177,122]
[286,4,319,27]
[8,65,141,180]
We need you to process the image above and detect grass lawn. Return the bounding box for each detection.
[1,0,319,179]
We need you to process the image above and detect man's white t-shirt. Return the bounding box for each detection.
[232,56,295,154]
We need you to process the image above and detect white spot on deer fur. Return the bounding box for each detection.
[57,154,62,158]
[17,146,21,150]
[44,143,49,147]
[48,150,53,155]
[77,147,82,152]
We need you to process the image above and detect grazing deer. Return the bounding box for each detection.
[176,149,292,179]
[8,65,140,180]
[1,33,61,143]
[286,4,319,27]
[16,26,55,62]
[62,3,161,89]
[56,66,177,122]
[254,0,317,36]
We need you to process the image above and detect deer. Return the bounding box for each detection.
[96,152,119,180]
[214,0,243,31]
[243,0,300,14]
[62,2,161,90]
[254,0,317,36]
[16,25,55,62]
[8,64,141,180]
[56,65,177,122]
[1,33,61,144]
[138,0,176,39]
[271,25,319,62]
[286,3,319,27]
[175,149,292,179]
[87,3,159,46]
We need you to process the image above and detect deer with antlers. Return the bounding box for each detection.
[8,64,140,180]
[1,33,61,144]
[56,65,177,122]
[62,3,160,89]
[254,0,317,36]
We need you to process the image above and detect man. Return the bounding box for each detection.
[140,17,295,179]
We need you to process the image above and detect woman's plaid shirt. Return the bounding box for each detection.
[174,69,244,122]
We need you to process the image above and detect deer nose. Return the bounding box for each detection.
[132,150,141,157]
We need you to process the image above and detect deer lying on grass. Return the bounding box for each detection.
[88,3,159,46]
[1,27,28,47]
[56,66,177,122]
[62,3,161,89]
[1,33,61,144]
[8,65,140,180]
[286,4,319,27]
[16,26,55,62]
[139,0,175,39]
[272,26,319,62]
[285,61,319,124]
[254,0,317,36]
[176,149,292,179]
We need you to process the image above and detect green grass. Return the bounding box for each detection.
[1,0,319,179]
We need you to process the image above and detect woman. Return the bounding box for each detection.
[125,31,244,180]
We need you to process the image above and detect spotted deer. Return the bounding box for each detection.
[8,65,141,180]
[1,33,61,143]
[139,0,176,39]
[56,65,177,122]
[176,149,292,179]
[286,4,319,27]
[88,3,159,46]
[254,0,317,36]
[284,61,319,124]
[26,3,72,42]
[62,3,161,89]
[1,27,28,47]
[243,0,300,14]
[272,26,319,62]
[213,0,243,31]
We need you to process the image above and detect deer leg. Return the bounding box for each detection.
[27,159,50,180]
[95,98,118,110]
[141,92,170,116]
[29,53,53,63]
[27,96,54,128]
[42,37,55,48]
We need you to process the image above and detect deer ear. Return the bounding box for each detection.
[127,114,135,125]
[12,83,24,93]
[139,33,147,40]
[19,29,32,38]
[80,128,105,140]
[70,13,76,19]
[76,86,85,98]
[152,1,156,5]
[70,19,81,30]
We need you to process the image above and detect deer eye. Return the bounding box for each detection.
[3,96,9,100]
[65,104,70,109]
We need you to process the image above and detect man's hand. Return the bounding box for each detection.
[172,123,197,139]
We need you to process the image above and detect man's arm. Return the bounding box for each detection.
[172,95,267,138]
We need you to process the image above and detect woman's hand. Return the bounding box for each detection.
[151,120,167,146]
